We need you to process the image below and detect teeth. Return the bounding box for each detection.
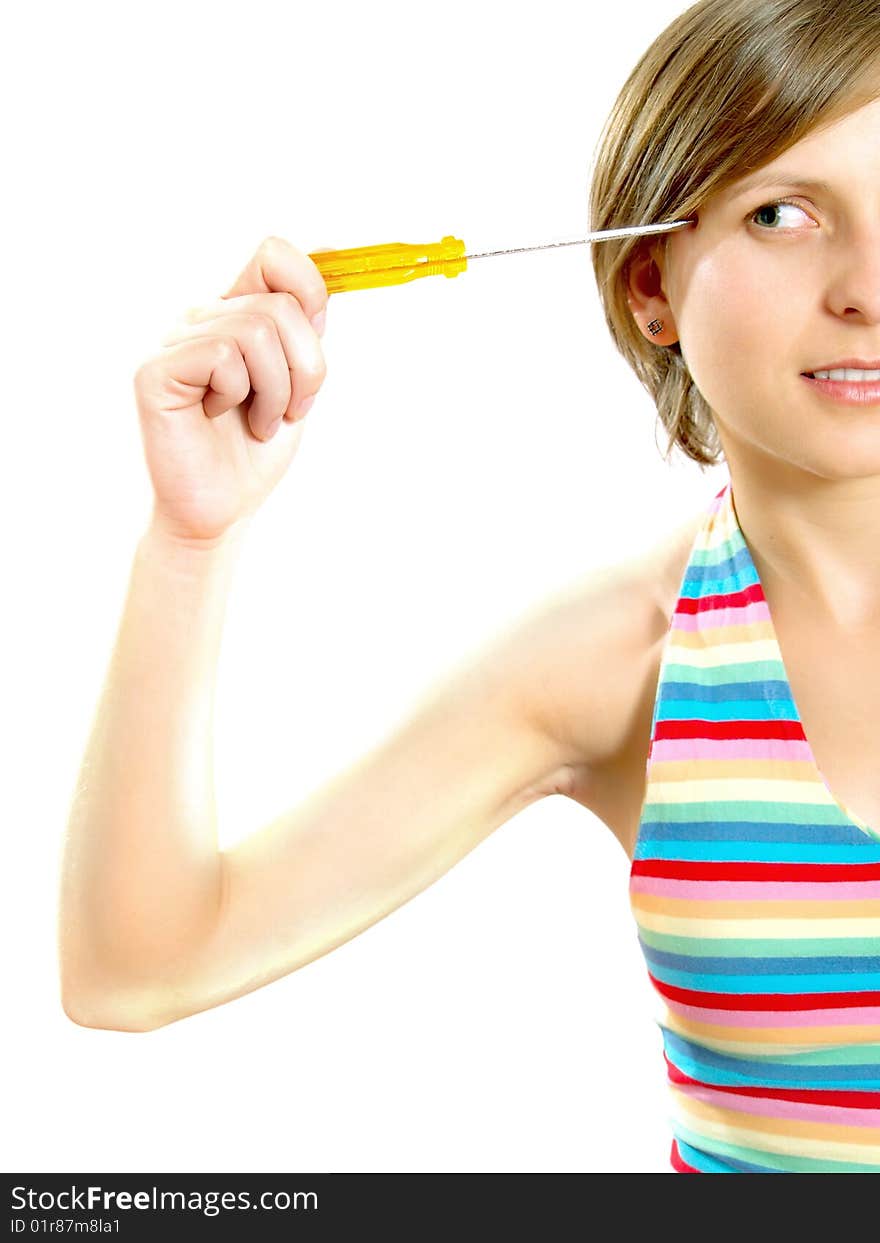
[811,368,880,381]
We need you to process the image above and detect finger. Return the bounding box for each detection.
[163,314,292,439]
[136,337,251,423]
[166,293,326,421]
[223,316,291,438]
[222,235,328,326]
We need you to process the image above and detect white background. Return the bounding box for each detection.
[4,0,728,1173]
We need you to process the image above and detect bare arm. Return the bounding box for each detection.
[58,518,588,1032]
[58,521,247,1029]
[59,234,668,1034]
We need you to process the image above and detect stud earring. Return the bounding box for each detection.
[647,318,663,337]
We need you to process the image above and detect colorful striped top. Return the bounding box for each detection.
[628,477,880,1173]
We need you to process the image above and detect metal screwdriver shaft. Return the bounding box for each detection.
[462,218,694,262]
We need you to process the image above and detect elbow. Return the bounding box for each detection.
[57,929,208,1033]
[62,1003,159,1034]
[60,983,170,1033]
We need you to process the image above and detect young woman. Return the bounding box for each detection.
[59,0,880,1173]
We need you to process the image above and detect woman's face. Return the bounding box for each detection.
[630,94,880,481]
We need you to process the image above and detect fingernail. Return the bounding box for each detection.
[297,394,316,418]
[310,309,326,337]
[265,416,282,439]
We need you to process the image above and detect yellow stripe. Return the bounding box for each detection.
[666,621,776,649]
[644,776,834,805]
[693,501,733,548]
[663,1009,880,1053]
[670,1088,880,1154]
[647,759,819,782]
[628,894,879,924]
[628,904,875,934]
[665,636,777,665]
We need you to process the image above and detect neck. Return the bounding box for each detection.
[727,458,880,632]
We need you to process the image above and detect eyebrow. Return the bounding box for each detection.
[727,172,836,199]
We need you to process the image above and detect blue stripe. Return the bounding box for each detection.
[669,1052,880,1091]
[685,544,751,581]
[634,839,876,863]
[649,962,880,993]
[656,699,796,721]
[658,679,792,704]
[674,1137,739,1172]
[636,820,876,845]
[639,944,880,975]
[681,569,759,598]
[662,1030,880,1082]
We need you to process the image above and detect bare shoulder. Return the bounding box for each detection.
[516,505,704,857]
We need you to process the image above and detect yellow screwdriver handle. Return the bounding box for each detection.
[308,235,467,294]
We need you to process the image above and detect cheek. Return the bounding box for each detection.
[677,253,789,410]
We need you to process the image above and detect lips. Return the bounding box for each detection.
[802,358,880,375]
[800,372,880,406]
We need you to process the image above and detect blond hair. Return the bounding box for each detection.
[589,0,880,467]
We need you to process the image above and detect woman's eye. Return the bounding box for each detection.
[749,199,812,230]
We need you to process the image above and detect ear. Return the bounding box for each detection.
[625,239,679,346]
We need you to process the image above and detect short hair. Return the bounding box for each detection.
[588,0,880,468]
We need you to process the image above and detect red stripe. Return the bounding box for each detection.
[675,582,765,614]
[654,717,805,740]
[664,1054,880,1108]
[649,974,880,1010]
[670,1138,701,1172]
[631,858,880,881]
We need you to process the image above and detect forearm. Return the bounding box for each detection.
[58,517,249,1028]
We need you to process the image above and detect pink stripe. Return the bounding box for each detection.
[675,1081,880,1128]
[668,998,880,1028]
[672,600,770,631]
[650,738,811,762]
[631,876,880,900]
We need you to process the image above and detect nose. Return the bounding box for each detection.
[828,224,880,323]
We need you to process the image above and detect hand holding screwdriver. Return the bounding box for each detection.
[133,236,329,546]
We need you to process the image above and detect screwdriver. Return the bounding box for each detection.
[308,218,695,294]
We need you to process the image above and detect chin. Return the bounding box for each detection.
[712,400,880,482]
[782,438,880,481]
